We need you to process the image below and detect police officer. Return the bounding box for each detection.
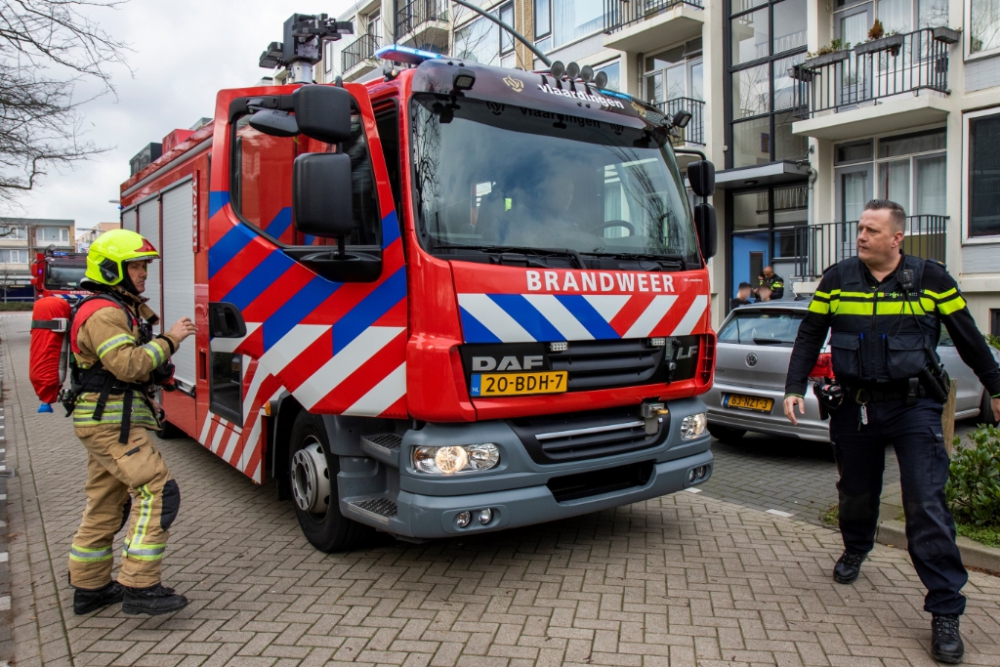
[762,266,785,300]
[67,230,196,616]
[783,200,1000,664]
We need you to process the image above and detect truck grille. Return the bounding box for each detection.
[550,339,664,390]
[547,461,654,503]
[508,406,669,464]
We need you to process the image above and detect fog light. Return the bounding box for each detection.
[688,469,697,483]
[698,466,708,479]
[414,444,500,474]
[681,413,708,440]
[478,508,493,525]
[456,511,472,528]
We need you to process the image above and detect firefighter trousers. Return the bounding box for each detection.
[830,397,967,616]
[68,425,180,590]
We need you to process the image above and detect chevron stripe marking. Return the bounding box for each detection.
[672,294,709,336]
[296,326,405,410]
[458,294,534,342]
[344,362,407,416]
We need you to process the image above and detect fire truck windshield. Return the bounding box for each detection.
[45,261,87,290]
[410,93,699,268]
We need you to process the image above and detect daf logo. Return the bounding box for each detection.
[746,353,758,367]
[472,355,544,372]
[503,75,524,92]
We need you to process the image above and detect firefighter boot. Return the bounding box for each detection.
[73,580,125,615]
[122,583,188,616]
[833,551,867,584]
[931,615,964,664]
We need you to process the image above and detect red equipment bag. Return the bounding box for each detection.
[29,297,72,404]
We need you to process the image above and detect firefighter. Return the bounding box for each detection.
[67,229,197,616]
[783,199,1000,664]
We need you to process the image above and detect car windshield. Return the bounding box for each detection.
[409,93,699,267]
[718,309,806,346]
[45,262,87,290]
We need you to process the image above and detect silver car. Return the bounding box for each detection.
[705,299,1000,443]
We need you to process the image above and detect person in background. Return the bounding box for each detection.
[730,282,753,310]
[755,283,773,303]
[762,266,785,300]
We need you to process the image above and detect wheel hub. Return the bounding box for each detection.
[291,436,331,514]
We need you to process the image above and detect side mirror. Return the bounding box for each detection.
[248,109,299,137]
[208,302,247,338]
[294,85,352,144]
[688,160,716,198]
[694,203,718,261]
[293,153,355,238]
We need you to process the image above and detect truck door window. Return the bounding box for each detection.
[374,106,402,215]
[230,111,381,247]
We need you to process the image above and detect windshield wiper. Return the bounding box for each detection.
[432,243,585,269]
[582,252,686,269]
[752,337,787,345]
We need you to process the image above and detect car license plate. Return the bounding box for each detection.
[725,393,774,413]
[470,371,568,397]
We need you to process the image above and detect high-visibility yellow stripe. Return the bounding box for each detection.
[141,342,165,367]
[809,300,830,315]
[97,334,134,358]
[938,295,967,315]
[833,301,931,316]
[814,290,831,299]
[924,287,958,300]
[124,484,157,563]
[69,544,113,562]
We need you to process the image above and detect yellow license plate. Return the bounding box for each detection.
[471,371,568,397]
[725,394,774,413]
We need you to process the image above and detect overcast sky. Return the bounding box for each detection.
[11,0,355,232]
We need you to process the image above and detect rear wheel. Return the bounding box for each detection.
[289,412,368,552]
[708,424,746,443]
[977,391,999,427]
[156,420,184,439]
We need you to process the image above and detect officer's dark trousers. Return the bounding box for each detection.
[830,397,967,615]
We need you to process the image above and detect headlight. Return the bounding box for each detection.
[681,413,707,440]
[413,444,500,474]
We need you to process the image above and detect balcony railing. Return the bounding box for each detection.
[793,216,947,280]
[795,28,949,116]
[604,0,704,34]
[342,35,380,73]
[396,0,448,38]
[653,97,705,145]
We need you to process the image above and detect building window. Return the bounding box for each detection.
[1,226,27,240]
[595,60,620,91]
[833,129,945,223]
[533,0,601,51]
[967,110,1000,238]
[727,0,809,169]
[644,38,703,104]
[969,0,1000,55]
[324,41,334,73]
[834,0,948,45]
[0,249,29,264]
[36,227,70,243]
[455,3,514,67]
[991,308,1000,335]
[367,10,382,42]
[728,184,807,300]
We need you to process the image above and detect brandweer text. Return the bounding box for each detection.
[526,270,675,293]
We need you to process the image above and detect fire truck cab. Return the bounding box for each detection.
[31,249,89,300]
[120,48,719,551]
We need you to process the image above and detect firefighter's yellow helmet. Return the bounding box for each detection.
[85,229,160,286]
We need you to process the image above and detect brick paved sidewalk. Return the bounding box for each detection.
[3,312,999,667]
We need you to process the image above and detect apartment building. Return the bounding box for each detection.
[0,217,76,298]
[317,0,1000,334]
[77,222,121,252]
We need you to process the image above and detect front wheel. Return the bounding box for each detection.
[977,390,999,427]
[289,412,369,552]
[708,424,746,443]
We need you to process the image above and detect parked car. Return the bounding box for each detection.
[706,299,1000,443]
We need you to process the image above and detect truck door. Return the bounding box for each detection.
[205,84,407,479]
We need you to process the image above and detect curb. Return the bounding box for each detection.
[877,519,1000,576]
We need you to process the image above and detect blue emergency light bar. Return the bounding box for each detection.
[374,44,444,66]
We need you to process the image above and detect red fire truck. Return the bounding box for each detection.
[119,29,719,551]
[31,249,89,299]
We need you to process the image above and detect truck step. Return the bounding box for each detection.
[348,497,398,522]
[360,433,402,467]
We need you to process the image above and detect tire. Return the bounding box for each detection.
[288,412,369,552]
[157,420,185,440]
[977,390,999,427]
[708,423,746,443]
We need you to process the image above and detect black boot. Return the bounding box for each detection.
[833,551,867,584]
[73,581,125,615]
[931,614,964,664]
[122,583,188,616]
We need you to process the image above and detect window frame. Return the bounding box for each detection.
[966,0,1000,60]
[963,107,1000,242]
[533,0,603,52]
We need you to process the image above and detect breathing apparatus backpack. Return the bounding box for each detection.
[29,292,176,434]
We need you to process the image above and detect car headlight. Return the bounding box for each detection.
[681,413,708,440]
[413,444,500,474]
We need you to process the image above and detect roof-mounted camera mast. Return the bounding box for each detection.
[260,13,354,84]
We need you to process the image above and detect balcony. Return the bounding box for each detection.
[792,28,951,141]
[342,35,380,79]
[793,216,947,281]
[603,0,704,54]
[395,0,449,50]
[653,97,705,147]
